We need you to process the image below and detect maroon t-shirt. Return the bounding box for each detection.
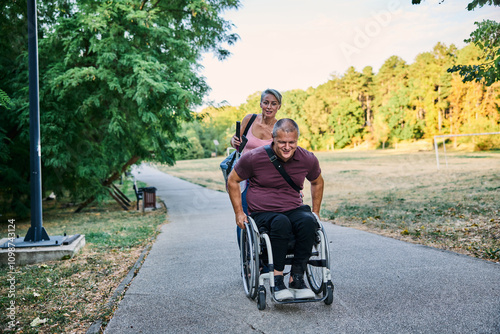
[234,145,321,213]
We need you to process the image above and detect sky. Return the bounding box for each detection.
[198,0,499,109]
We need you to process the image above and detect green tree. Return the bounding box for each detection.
[177,122,206,160]
[329,97,365,149]
[280,89,311,148]
[372,112,391,149]
[341,66,364,101]
[407,43,455,137]
[379,86,425,143]
[198,106,239,157]
[0,0,240,215]
[360,66,375,128]
[302,93,330,150]
[374,56,408,109]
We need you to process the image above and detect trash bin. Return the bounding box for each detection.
[140,187,157,210]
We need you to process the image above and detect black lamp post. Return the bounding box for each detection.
[23,0,50,242]
[1,1,82,252]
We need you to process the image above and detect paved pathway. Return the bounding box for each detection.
[105,164,500,333]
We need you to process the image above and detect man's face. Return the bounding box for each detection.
[273,130,298,162]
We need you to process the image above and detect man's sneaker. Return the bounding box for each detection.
[289,273,315,299]
[273,275,294,301]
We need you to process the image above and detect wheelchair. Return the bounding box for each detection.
[240,213,334,310]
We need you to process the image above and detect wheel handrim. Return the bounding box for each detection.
[240,225,258,299]
[306,229,330,294]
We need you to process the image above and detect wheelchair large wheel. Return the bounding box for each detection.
[306,229,330,294]
[240,223,259,300]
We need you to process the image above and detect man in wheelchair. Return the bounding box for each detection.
[227,118,324,301]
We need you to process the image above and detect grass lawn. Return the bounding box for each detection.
[0,178,166,333]
[157,148,500,262]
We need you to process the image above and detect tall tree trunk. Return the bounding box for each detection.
[438,86,442,132]
[366,95,372,127]
[74,155,141,213]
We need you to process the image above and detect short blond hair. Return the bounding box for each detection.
[261,89,282,105]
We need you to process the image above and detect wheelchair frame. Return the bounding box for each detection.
[240,213,334,310]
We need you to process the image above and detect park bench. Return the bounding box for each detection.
[133,179,143,210]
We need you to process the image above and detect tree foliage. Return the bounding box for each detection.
[0,0,240,216]
[0,89,11,109]
[189,42,499,158]
[412,0,500,85]
[329,98,365,149]
[448,20,500,86]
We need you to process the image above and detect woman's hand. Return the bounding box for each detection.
[231,135,242,148]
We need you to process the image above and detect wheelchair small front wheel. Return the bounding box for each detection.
[324,282,334,305]
[257,286,266,310]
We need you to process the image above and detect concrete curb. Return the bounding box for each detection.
[86,244,152,334]
[86,199,167,334]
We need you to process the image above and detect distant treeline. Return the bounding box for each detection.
[178,43,500,159]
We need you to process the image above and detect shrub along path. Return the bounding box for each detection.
[104,163,500,333]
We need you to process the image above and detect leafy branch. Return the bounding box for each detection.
[0,89,12,109]
[412,0,500,85]
[448,20,500,86]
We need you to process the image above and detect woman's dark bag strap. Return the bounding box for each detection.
[238,114,257,153]
[264,145,301,193]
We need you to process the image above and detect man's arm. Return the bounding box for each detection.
[310,174,324,219]
[227,169,248,229]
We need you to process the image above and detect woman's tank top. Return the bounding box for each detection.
[242,121,273,155]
